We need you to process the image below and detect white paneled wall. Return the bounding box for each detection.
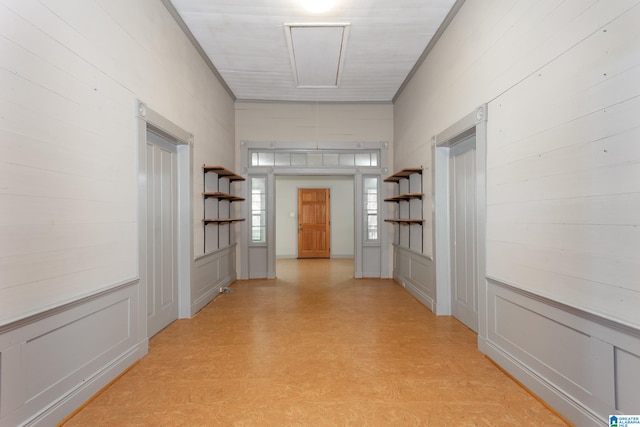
[235,102,394,144]
[0,0,235,424]
[486,2,640,325]
[235,101,394,275]
[394,0,640,425]
[0,0,234,325]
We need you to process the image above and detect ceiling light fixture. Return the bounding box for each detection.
[301,0,337,13]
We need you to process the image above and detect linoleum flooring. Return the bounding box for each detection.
[64,259,569,426]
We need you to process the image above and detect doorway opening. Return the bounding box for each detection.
[240,142,389,281]
[137,101,192,339]
[275,175,355,275]
[433,104,488,336]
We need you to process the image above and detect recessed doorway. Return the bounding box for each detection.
[275,176,355,273]
[240,141,389,280]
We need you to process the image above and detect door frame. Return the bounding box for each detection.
[136,100,193,339]
[433,104,488,338]
[239,141,390,280]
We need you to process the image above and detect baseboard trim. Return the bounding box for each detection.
[483,352,575,427]
[480,337,603,427]
[191,274,235,316]
[55,359,142,426]
[402,279,436,313]
[34,341,147,427]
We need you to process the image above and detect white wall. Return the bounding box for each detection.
[235,101,394,145]
[394,0,640,424]
[276,176,354,258]
[395,0,640,336]
[0,0,235,424]
[236,101,395,276]
[0,0,235,326]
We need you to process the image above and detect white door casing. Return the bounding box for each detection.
[239,141,390,280]
[434,104,488,341]
[137,101,193,341]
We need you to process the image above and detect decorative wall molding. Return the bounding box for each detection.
[0,282,146,427]
[392,244,436,312]
[482,278,640,427]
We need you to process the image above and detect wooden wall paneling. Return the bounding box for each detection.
[1,0,235,422]
[485,279,640,424]
[248,246,268,279]
[235,102,394,144]
[0,344,24,418]
[0,283,143,427]
[393,245,436,312]
[492,8,640,151]
[487,243,640,329]
[393,0,640,168]
[394,0,640,424]
[476,0,640,105]
[361,246,381,278]
[487,192,640,228]
[483,1,640,329]
[615,347,640,412]
[192,246,236,315]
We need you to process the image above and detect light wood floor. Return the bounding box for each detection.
[64,259,569,426]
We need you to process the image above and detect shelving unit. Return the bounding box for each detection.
[384,167,424,251]
[203,165,245,253]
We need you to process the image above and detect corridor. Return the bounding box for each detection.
[64,259,568,426]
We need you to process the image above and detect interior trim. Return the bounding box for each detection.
[393,0,466,103]
[0,278,139,333]
[160,0,236,100]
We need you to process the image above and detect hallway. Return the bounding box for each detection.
[64,259,568,426]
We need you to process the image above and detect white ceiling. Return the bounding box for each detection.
[167,0,459,103]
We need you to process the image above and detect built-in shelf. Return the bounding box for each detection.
[383,168,423,182]
[384,218,425,224]
[202,191,245,202]
[203,165,245,253]
[203,166,245,182]
[384,167,424,252]
[384,193,424,203]
[203,218,245,224]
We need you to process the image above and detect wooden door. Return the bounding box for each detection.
[449,136,478,333]
[146,131,179,337]
[298,188,331,258]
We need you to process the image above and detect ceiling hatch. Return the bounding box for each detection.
[285,23,350,88]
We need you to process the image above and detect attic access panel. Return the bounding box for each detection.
[285,23,350,88]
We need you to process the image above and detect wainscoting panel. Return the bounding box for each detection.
[192,245,237,315]
[392,244,435,311]
[248,246,268,279]
[483,278,640,427]
[615,347,640,413]
[362,246,381,278]
[0,281,145,427]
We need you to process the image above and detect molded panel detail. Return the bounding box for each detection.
[25,299,130,400]
[485,279,640,424]
[192,246,237,314]
[615,347,640,412]
[362,246,381,277]
[0,284,141,427]
[393,245,435,311]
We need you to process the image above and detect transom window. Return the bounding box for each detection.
[250,149,379,168]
